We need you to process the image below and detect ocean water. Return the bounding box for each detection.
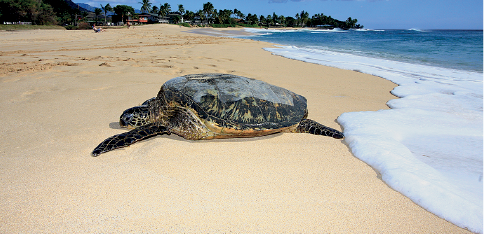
[241,28,483,233]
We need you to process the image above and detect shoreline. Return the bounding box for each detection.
[0,24,473,233]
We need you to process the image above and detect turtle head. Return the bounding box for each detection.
[119,106,151,129]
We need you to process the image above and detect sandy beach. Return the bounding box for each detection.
[0,24,472,232]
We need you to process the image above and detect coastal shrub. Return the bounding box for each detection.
[210,23,259,28]
[0,24,65,30]
[64,25,77,30]
[77,22,91,30]
[211,24,236,28]
[178,23,191,27]
[238,24,259,28]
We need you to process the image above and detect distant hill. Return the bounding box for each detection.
[64,0,91,12]
[77,2,98,12]
[66,0,141,14]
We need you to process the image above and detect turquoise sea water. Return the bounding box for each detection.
[241,28,483,233]
[243,29,483,72]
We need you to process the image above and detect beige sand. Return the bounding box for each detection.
[0,24,471,233]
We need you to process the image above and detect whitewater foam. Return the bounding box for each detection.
[265,45,483,233]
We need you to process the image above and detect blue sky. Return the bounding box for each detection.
[82,0,483,29]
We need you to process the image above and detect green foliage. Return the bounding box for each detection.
[100,3,112,25]
[177,4,184,15]
[158,3,170,17]
[202,2,214,24]
[238,23,259,28]
[178,22,190,27]
[0,0,57,24]
[139,0,151,13]
[113,4,134,22]
[171,14,180,24]
[0,24,64,30]
[43,0,77,24]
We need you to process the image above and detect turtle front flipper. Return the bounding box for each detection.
[296,119,344,139]
[92,123,170,157]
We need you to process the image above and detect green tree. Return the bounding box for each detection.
[113,5,134,23]
[216,9,232,24]
[285,16,295,27]
[184,10,194,24]
[202,2,214,24]
[158,3,170,18]
[151,5,158,14]
[139,0,151,13]
[245,13,258,25]
[43,0,75,24]
[266,14,272,27]
[279,15,285,27]
[0,0,57,24]
[272,12,278,25]
[233,8,245,20]
[172,14,180,24]
[100,3,112,25]
[344,17,359,29]
[196,9,205,25]
[299,10,309,27]
[259,15,266,27]
[177,4,185,15]
[94,8,102,22]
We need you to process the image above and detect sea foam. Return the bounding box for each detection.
[264,45,483,233]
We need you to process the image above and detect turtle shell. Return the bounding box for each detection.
[156,74,307,131]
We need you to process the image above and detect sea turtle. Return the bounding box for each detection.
[92,73,344,156]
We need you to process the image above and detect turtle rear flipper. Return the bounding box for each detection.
[296,119,344,139]
[92,124,169,157]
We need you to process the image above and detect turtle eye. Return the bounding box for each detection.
[120,113,133,127]
[119,106,150,129]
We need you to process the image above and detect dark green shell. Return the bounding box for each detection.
[154,74,307,130]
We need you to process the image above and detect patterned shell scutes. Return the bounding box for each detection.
[158,74,307,130]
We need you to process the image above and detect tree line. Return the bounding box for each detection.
[0,0,72,25]
[135,1,363,29]
[0,0,363,29]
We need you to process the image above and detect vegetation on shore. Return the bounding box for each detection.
[0,24,66,30]
[0,0,363,29]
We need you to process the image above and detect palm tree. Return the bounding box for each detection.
[266,15,272,27]
[158,3,171,19]
[100,3,112,25]
[300,10,309,27]
[245,13,258,25]
[151,6,158,14]
[139,0,151,13]
[238,12,245,21]
[272,12,278,26]
[202,2,214,24]
[279,15,286,27]
[217,9,232,24]
[184,10,194,25]
[259,15,266,27]
[95,8,102,23]
[196,10,205,25]
[113,5,135,23]
[234,9,244,19]
[295,13,300,27]
[172,15,181,24]
[178,4,185,15]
